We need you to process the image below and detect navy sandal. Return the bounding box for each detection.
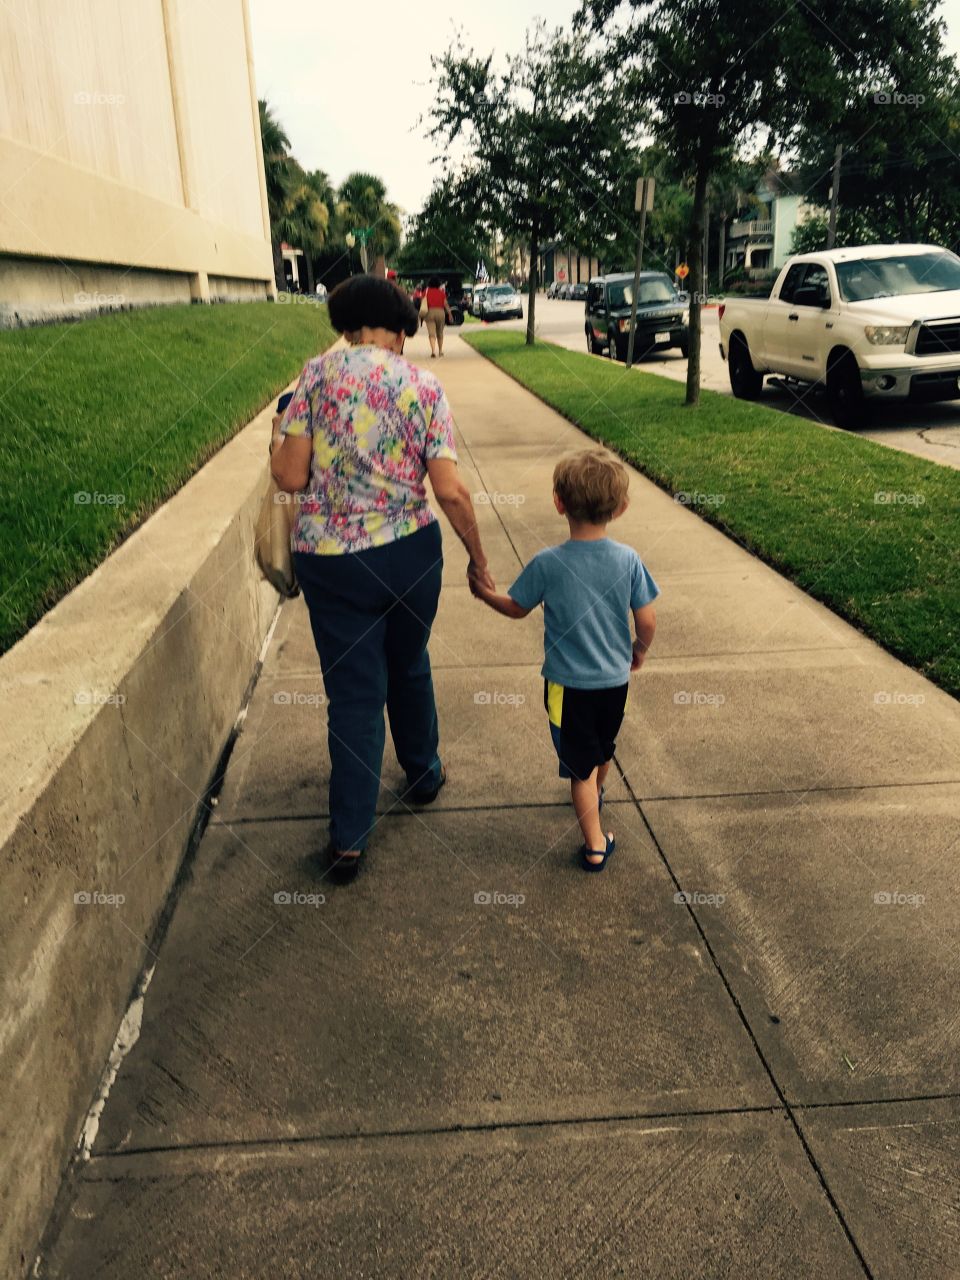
[580,834,616,873]
[326,845,364,884]
[408,765,447,806]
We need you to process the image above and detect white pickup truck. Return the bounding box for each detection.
[718,244,960,428]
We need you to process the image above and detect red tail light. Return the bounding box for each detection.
[718,303,725,321]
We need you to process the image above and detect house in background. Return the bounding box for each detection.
[725,172,822,277]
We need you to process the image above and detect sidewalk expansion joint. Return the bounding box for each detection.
[86,1101,789,1167]
[615,759,876,1280]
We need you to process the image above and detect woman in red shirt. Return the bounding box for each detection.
[424,276,454,358]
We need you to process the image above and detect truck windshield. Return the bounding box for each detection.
[607,277,676,308]
[835,252,960,302]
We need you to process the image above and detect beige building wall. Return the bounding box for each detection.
[0,0,274,325]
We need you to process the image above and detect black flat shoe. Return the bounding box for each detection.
[407,765,447,806]
[326,845,364,884]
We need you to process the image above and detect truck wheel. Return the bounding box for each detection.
[586,327,602,355]
[826,351,868,429]
[678,336,690,359]
[728,334,763,399]
[607,330,620,361]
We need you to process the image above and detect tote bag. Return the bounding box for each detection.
[254,471,298,597]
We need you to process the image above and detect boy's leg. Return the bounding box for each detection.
[571,769,608,860]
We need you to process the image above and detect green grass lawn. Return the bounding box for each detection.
[0,302,334,653]
[463,330,960,699]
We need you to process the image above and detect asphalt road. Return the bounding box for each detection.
[476,295,960,470]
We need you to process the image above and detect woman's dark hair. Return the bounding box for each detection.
[428,276,441,289]
[327,275,418,337]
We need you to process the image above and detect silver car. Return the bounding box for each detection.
[480,283,523,321]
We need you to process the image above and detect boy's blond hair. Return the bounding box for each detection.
[553,449,629,524]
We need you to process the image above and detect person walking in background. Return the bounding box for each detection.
[411,281,426,328]
[424,276,453,357]
[270,275,493,881]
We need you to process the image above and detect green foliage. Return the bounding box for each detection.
[464,329,960,697]
[789,2,960,246]
[396,175,489,278]
[336,172,403,265]
[429,20,634,340]
[0,303,335,651]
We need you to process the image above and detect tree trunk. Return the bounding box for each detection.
[718,216,726,290]
[303,252,315,295]
[526,225,539,346]
[685,159,709,407]
[272,240,285,292]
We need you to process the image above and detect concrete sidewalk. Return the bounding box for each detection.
[43,336,960,1278]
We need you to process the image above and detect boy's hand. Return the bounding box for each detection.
[631,641,647,672]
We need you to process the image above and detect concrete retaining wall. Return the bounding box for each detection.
[0,399,281,1277]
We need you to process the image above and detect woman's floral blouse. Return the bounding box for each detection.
[279,345,458,555]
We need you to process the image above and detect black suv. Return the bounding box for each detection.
[585,272,688,361]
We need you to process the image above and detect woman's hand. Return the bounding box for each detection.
[467,558,495,595]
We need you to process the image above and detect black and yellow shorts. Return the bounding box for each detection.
[544,679,629,782]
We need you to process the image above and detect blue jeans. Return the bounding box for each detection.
[294,521,444,851]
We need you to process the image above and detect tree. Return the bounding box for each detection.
[788,17,960,248]
[429,22,633,345]
[258,98,293,288]
[337,172,402,272]
[581,1,807,405]
[396,173,490,278]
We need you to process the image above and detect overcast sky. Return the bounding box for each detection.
[248,0,960,219]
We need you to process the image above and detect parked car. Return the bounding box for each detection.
[570,282,588,301]
[546,281,559,298]
[556,282,569,300]
[471,283,489,315]
[718,243,960,428]
[585,272,689,360]
[478,282,524,321]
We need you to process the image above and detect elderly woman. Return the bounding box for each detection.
[270,275,492,881]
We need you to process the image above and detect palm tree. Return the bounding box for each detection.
[336,172,402,273]
[277,161,331,292]
[258,99,292,288]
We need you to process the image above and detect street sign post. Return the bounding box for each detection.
[626,177,655,369]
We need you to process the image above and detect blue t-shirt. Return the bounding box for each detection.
[509,539,659,689]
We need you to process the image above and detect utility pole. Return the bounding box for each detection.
[626,176,655,370]
[827,145,842,249]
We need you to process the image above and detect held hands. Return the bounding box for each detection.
[467,558,496,598]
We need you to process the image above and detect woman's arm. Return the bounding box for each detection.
[270,429,312,493]
[426,457,494,590]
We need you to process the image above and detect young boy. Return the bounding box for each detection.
[473,449,658,871]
